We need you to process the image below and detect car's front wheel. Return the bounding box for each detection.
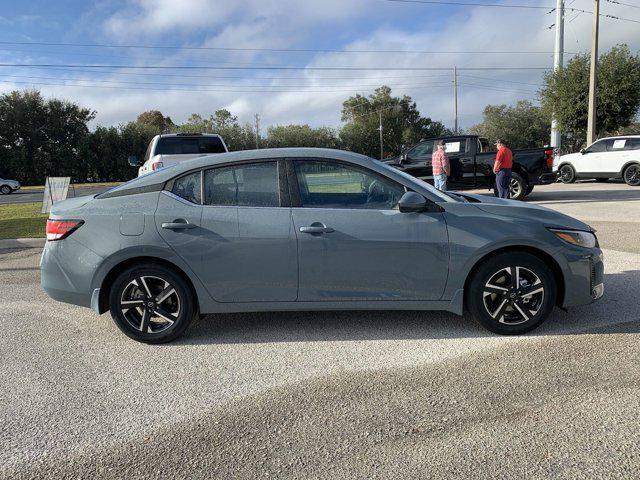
[0,185,11,195]
[109,263,197,343]
[623,164,640,186]
[467,252,557,335]
[559,164,576,184]
[493,172,527,200]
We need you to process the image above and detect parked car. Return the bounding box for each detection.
[0,177,20,195]
[385,135,557,200]
[553,135,640,186]
[41,148,604,344]
[129,133,228,176]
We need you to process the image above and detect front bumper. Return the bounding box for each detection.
[562,249,605,307]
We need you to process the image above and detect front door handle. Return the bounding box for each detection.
[460,157,473,164]
[162,219,197,230]
[300,222,334,234]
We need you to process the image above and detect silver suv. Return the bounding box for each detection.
[0,177,20,195]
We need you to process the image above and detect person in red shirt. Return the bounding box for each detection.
[432,140,450,191]
[494,139,513,199]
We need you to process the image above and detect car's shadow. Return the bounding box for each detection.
[176,269,640,345]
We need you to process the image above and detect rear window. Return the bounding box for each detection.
[155,136,226,155]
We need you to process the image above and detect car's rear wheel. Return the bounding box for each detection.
[623,164,640,186]
[467,252,557,335]
[0,185,11,195]
[109,263,196,343]
[559,164,576,184]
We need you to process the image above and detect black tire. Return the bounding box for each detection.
[0,185,11,195]
[559,164,576,184]
[493,172,527,200]
[109,263,197,344]
[595,178,609,183]
[623,164,640,186]
[466,252,557,335]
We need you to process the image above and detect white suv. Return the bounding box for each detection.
[129,133,228,177]
[554,135,640,186]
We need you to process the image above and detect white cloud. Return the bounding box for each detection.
[12,0,637,132]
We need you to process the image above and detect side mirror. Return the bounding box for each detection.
[398,191,428,213]
[128,155,140,167]
[399,153,407,164]
[580,148,586,155]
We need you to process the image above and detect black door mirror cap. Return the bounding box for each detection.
[399,191,432,213]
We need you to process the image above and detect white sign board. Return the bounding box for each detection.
[612,139,626,150]
[41,177,71,213]
[445,141,461,153]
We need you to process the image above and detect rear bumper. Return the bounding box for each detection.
[537,172,558,185]
[40,237,104,309]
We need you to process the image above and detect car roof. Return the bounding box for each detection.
[597,135,640,141]
[158,133,222,138]
[103,148,375,193]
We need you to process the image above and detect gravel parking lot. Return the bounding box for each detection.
[1,181,639,479]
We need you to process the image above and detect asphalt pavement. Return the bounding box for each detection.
[1,181,639,479]
[0,186,112,205]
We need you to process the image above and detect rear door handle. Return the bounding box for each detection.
[300,222,334,234]
[162,219,197,230]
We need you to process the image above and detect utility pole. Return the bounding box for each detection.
[586,0,600,146]
[254,113,260,149]
[378,110,384,160]
[453,66,458,134]
[551,0,564,150]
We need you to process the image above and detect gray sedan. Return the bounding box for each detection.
[40,148,604,343]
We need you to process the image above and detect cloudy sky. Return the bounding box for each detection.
[1,0,638,131]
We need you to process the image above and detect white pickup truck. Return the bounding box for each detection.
[129,133,228,176]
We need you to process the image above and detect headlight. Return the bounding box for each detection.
[548,228,597,248]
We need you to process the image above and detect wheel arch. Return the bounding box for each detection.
[97,256,199,315]
[463,245,565,309]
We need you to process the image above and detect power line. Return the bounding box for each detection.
[458,74,544,87]
[0,63,552,71]
[0,40,573,55]
[606,0,640,9]
[385,0,640,23]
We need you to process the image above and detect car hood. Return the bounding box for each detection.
[555,152,581,166]
[454,192,593,231]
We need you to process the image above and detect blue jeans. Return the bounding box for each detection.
[434,173,447,191]
[496,169,512,198]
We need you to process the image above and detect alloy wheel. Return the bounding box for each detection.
[560,165,574,183]
[119,276,181,334]
[482,266,545,325]
[509,178,522,198]
[0,185,10,195]
[625,165,640,186]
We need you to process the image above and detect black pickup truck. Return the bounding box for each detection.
[385,135,557,200]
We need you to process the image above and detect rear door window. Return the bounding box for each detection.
[204,162,280,207]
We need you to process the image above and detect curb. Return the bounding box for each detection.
[0,237,46,250]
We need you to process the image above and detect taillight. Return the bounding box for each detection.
[545,148,554,168]
[46,219,84,241]
[151,161,164,171]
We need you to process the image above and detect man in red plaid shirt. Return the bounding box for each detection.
[432,140,450,191]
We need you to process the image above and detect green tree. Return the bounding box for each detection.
[540,44,640,150]
[179,109,255,151]
[135,110,175,134]
[265,124,340,149]
[469,100,550,149]
[340,86,447,158]
[0,90,95,184]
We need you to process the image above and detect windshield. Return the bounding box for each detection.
[373,159,458,202]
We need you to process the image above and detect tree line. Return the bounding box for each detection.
[0,44,638,185]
